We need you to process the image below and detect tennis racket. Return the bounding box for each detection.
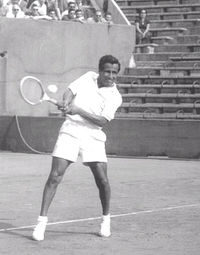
[20,76,59,106]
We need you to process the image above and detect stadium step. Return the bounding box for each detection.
[174,35,200,44]
[149,19,200,29]
[124,66,200,76]
[116,0,178,6]
[125,11,200,21]
[133,52,198,62]
[135,44,200,53]
[118,83,200,94]
[135,60,200,68]
[119,102,200,114]
[121,93,200,104]
[115,0,200,6]
[119,4,200,15]
[116,112,200,119]
[117,75,200,84]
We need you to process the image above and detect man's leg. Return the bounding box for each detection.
[32,157,71,241]
[88,162,111,237]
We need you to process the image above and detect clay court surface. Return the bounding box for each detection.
[1,152,200,255]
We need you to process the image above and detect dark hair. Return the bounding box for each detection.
[105,11,112,16]
[75,9,82,14]
[137,8,147,16]
[98,55,121,72]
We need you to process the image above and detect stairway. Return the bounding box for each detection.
[115,0,200,119]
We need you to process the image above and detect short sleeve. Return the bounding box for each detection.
[68,72,93,95]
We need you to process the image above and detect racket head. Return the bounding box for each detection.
[20,76,47,105]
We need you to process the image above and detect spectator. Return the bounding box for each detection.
[105,11,113,25]
[135,9,151,45]
[4,0,27,16]
[62,7,75,20]
[29,0,47,15]
[46,0,61,20]
[75,8,85,22]
[75,0,90,19]
[87,9,106,24]
[26,3,51,19]
[6,3,25,17]
[47,8,59,20]
[61,0,75,18]
[0,0,6,16]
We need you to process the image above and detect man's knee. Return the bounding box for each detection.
[47,171,63,186]
[99,177,110,189]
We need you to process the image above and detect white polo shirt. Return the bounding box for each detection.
[59,71,122,141]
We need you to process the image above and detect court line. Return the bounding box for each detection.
[0,203,200,232]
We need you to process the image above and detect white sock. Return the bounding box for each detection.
[37,216,48,223]
[102,214,110,222]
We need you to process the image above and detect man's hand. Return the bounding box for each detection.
[57,102,81,116]
[67,104,82,115]
[57,102,70,115]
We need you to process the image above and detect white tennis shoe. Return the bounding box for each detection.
[32,216,48,241]
[99,214,111,237]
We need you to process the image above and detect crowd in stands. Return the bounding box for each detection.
[0,0,113,24]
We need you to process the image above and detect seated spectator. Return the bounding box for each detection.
[61,0,75,18]
[87,9,106,24]
[47,8,59,20]
[135,9,151,45]
[75,0,90,19]
[26,3,51,19]
[0,0,6,16]
[46,0,61,20]
[105,11,113,25]
[62,7,75,21]
[29,0,47,15]
[6,3,25,17]
[4,0,27,16]
[75,8,85,22]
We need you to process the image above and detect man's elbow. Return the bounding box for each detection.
[100,117,109,127]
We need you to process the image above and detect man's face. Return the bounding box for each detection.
[12,4,20,14]
[141,10,147,18]
[68,10,76,19]
[32,6,39,15]
[49,10,56,18]
[76,10,83,18]
[105,14,112,22]
[98,63,119,88]
[95,11,102,22]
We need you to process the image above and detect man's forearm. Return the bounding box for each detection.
[63,88,74,107]
[77,108,108,127]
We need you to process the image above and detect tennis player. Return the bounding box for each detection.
[32,55,122,241]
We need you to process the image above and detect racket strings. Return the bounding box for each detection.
[21,78,44,105]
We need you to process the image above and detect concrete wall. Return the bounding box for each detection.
[0,18,135,116]
[1,116,200,159]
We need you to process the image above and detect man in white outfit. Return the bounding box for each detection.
[32,55,122,241]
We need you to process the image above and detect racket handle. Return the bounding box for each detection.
[49,98,59,106]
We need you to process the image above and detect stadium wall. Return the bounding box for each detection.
[1,116,200,159]
[0,18,135,116]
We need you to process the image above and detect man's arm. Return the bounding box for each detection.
[67,104,109,127]
[58,88,74,112]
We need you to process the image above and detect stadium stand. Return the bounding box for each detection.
[115,0,200,119]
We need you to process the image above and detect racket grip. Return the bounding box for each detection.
[49,98,59,106]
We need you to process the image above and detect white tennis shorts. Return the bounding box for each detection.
[52,132,107,163]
